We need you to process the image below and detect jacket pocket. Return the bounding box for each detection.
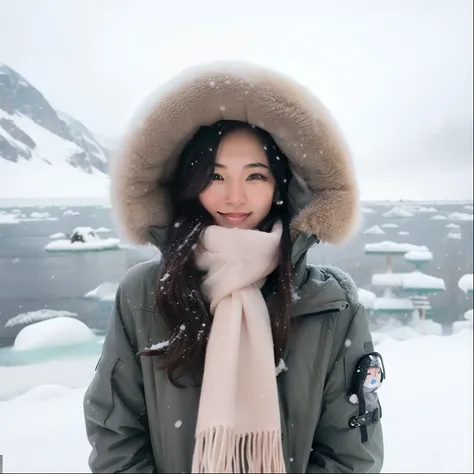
[86,355,119,425]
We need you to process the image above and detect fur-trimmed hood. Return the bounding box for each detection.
[110,61,361,244]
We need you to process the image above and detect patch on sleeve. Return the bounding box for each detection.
[348,352,385,442]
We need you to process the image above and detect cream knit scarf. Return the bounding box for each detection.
[192,221,286,473]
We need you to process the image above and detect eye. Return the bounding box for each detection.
[247,173,268,181]
[211,173,224,181]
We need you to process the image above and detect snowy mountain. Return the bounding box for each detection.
[0,63,110,200]
[56,111,109,174]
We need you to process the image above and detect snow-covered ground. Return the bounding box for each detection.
[0,329,471,473]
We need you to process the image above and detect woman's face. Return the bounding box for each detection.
[199,129,276,229]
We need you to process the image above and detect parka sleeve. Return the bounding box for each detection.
[307,304,384,473]
[83,282,157,473]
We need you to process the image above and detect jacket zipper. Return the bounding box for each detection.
[295,300,349,319]
[279,299,349,469]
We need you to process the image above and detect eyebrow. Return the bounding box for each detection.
[215,162,270,169]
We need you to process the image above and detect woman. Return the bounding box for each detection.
[83,62,384,473]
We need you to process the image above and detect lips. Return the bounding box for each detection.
[217,212,251,224]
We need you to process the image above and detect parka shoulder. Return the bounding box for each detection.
[118,258,164,314]
[299,264,368,360]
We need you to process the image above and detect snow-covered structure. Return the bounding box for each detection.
[453,274,473,333]
[365,241,428,273]
[364,241,445,325]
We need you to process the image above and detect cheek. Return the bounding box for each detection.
[198,187,221,212]
[251,184,275,209]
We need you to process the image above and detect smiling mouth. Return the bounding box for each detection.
[217,212,251,223]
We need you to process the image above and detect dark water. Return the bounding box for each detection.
[0,205,157,348]
[0,202,472,348]
[308,203,473,328]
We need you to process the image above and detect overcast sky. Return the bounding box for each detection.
[0,0,472,200]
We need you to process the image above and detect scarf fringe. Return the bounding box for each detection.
[192,426,286,473]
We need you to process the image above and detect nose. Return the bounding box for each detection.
[225,180,247,206]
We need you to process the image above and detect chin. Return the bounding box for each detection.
[220,221,256,230]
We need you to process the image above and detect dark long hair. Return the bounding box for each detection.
[141,120,294,386]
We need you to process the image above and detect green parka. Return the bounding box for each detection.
[83,61,384,473]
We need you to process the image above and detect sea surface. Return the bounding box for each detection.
[0,201,472,355]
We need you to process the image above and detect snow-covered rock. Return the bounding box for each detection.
[49,232,66,239]
[382,207,414,218]
[446,223,461,229]
[70,226,100,242]
[363,225,385,235]
[447,232,462,240]
[84,282,118,302]
[21,211,58,222]
[458,274,473,294]
[63,209,80,216]
[0,211,19,224]
[12,317,96,351]
[4,309,78,328]
[45,237,120,252]
[44,227,120,252]
[448,212,473,221]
